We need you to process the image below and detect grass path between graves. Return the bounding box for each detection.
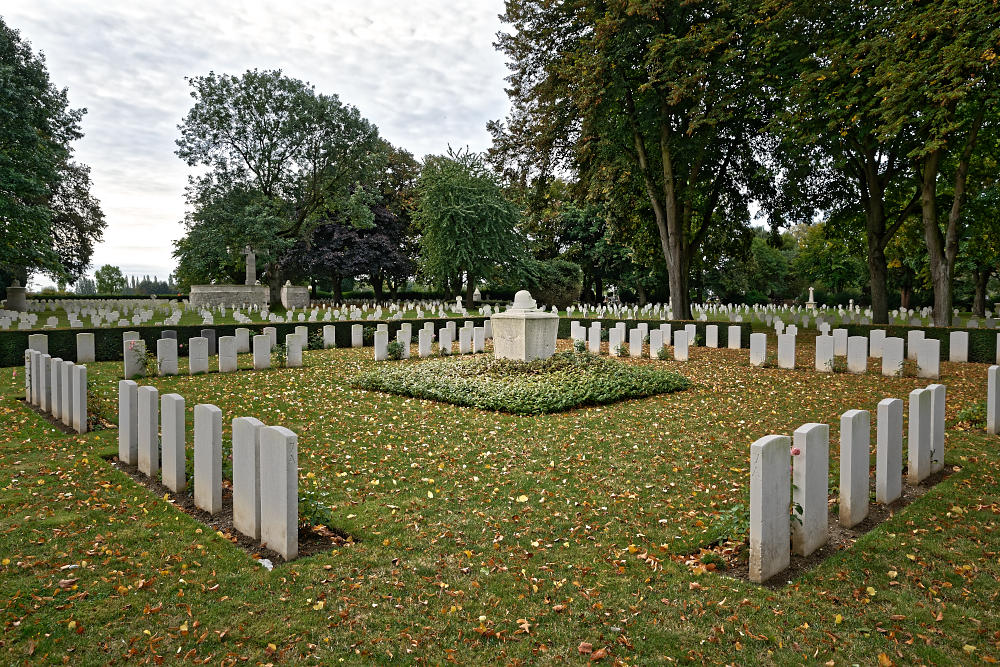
[2,338,999,664]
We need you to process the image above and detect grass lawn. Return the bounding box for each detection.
[2,337,999,664]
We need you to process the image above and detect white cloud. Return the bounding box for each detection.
[5,0,510,287]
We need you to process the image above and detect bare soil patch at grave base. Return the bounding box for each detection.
[104,455,356,563]
[675,466,958,587]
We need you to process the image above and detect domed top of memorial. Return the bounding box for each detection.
[512,290,537,311]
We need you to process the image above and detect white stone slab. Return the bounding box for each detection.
[948,331,968,363]
[727,326,741,350]
[749,333,766,367]
[49,357,62,420]
[649,329,663,357]
[916,338,940,379]
[907,388,931,484]
[285,333,303,367]
[705,325,718,348]
[218,335,237,373]
[907,330,924,361]
[869,329,886,359]
[839,409,870,528]
[28,333,48,354]
[847,336,867,373]
[118,380,138,465]
[374,330,388,360]
[814,335,834,372]
[161,393,186,493]
[629,328,643,358]
[352,324,363,348]
[792,423,828,557]
[72,364,87,434]
[832,329,848,356]
[588,323,601,354]
[76,333,95,363]
[137,385,159,476]
[928,383,945,474]
[876,398,903,504]
[473,326,485,353]
[194,403,223,514]
[263,326,277,347]
[157,337,178,376]
[777,333,795,369]
[458,327,472,354]
[750,434,791,584]
[673,331,689,361]
[988,366,999,435]
[438,328,452,355]
[235,327,251,353]
[253,334,271,370]
[881,337,904,377]
[233,416,264,540]
[259,425,298,561]
[684,323,696,346]
[60,360,73,425]
[189,337,209,375]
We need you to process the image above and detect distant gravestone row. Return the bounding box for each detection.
[568,321,743,361]
[750,382,949,583]
[118,383,299,560]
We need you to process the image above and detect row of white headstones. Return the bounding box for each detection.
[117,381,299,561]
[373,321,494,360]
[751,366,1000,583]
[749,330,1000,379]
[568,321,743,359]
[23,349,88,434]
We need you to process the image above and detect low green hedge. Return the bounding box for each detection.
[0,317,489,367]
[354,351,691,415]
[26,293,186,301]
[559,318,752,348]
[844,324,998,364]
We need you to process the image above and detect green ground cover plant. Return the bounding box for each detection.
[354,351,690,414]
[2,339,999,663]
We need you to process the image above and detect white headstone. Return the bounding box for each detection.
[194,403,223,514]
[917,338,940,379]
[750,434,790,583]
[161,393,186,493]
[673,330,689,361]
[749,333,766,367]
[727,325,741,350]
[876,398,903,504]
[259,425,298,560]
[907,388,931,484]
[792,423,828,556]
[881,337,904,377]
[588,323,601,354]
[118,380,138,465]
[948,331,968,363]
[72,364,87,434]
[846,336,867,374]
[218,335,237,373]
[374,330,388,361]
[705,325,718,348]
[777,333,795,369]
[189,337,209,375]
[832,329,848,356]
[233,416,265,541]
[906,330,924,361]
[76,332,95,363]
[253,334,271,370]
[157,337,178,376]
[137,385,159,476]
[839,409,870,528]
[927,384,945,474]
[988,366,1000,435]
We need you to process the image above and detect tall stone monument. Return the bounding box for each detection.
[491,290,559,362]
[4,279,27,312]
[189,246,269,308]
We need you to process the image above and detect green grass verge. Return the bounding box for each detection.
[353,351,691,414]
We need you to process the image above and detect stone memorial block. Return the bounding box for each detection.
[629,328,643,357]
[792,423,829,557]
[118,380,139,465]
[123,330,140,344]
[727,326,742,350]
[218,336,237,373]
[285,333,303,367]
[137,385,159,476]
[253,335,271,370]
[609,328,622,353]
[673,330,689,361]
[76,332,95,363]
[815,335,834,372]
[72,365,87,434]
[418,329,432,358]
[39,354,51,413]
[876,397,903,504]
[374,330,388,361]
[235,327,251,354]
[189,337,209,375]
[881,337,904,377]
[321,324,336,349]
[259,425,298,561]
[588,323,601,354]
[988,366,999,435]
[200,328,217,356]
[123,340,146,379]
[294,325,308,343]
[928,384,946,473]
[30,350,41,406]
[840,410,870,528]
[906,332,937,376]
[377,323,389,335]
[832,329,848,356]
[473,326,485,353]
[458,328,472,354]
[777,333,796,369]
[907,388,931,484]
[233,417,265,540]
[490,291,559,362]
[750,434,791,583]
[194,403,223,514]
[352,324,363,348]
[659,324,672,346]
[49,357,62,420]
[869,329,886,358]
[705,325,718,348]
[948,331,968,363]
[749,333,766,367]
[684,323,697,346]
[649,329,663,357]
[263,326,277,347]
[438,328,453,355]
[157,337,178,376]
[906,330,924,361]
[846,336,868,373]
[60,360,73,425]
[161,394,186,493]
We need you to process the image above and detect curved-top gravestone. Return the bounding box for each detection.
[490,290,559,362]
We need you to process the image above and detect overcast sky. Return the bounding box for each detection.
[5,1,510,287]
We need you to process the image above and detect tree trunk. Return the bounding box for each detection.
[595,276,604,303]
[332,273,343,303]
[267,269,282,307]
[900,287,911,310]
[867,239,890,325]
[372,270,384,302]
[465,273,475,304]
[972,268,990,318]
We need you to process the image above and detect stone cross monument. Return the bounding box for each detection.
[243,246,256,286]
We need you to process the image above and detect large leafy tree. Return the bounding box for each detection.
[0,19,104,288]
[93,264,127,294]
[414,148,524,302]
[174,69,383,299]
[492,0,771,319]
